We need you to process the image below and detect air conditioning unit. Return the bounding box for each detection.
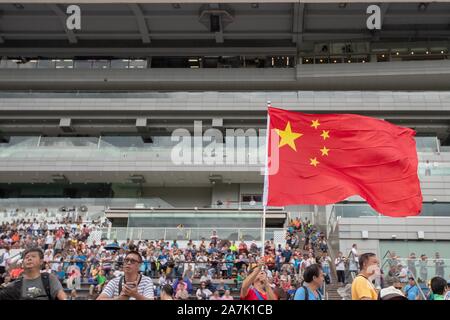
[361,230,369,239]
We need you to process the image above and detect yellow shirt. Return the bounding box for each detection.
[351,275,378,300]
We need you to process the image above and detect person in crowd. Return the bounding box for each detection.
[349,244,359,273]
[379,286,408,300]
[97,251,154,300]
[433,252,445,278]
[160,283,174,300]
[0,247,66,300]
[209,290,221,300]
[240,259,277,300]
[319,252,332,284]
[351,253,379,300]
[0,246,11,284]
[419,254,428,283]
[222,289,234,300]
[196,281,212,300]
[174,280,189,300]
[407,252,417,279]
[335,251,346,285]
[404,277,420,300]
[293,264,324,300]
[429,276,448,300]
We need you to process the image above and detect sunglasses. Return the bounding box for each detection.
[124,258,140,265]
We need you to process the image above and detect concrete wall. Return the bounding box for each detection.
[1,60,450,90]
[336,216,450,257]
[211,184,240,204]
[338,239,380,258]
[1,90,449,113]
[142,187,212,207]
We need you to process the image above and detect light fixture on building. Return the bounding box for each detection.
[411,51,415,55]
[251,3,259,9]
[361,230,369,239]
[426,51,429,54]
[172,3,181,9]
[418,2,428,11]
[391,234,397,239]
[417,231,425,239]
[338,3,347,9]
[396,52,400,55]
[333,60,337,63]
[348,60,351,63]
[381,54,385,58]
[362,60,366,63]
[441,50,445,54]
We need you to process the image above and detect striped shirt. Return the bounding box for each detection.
[101,275,155,300]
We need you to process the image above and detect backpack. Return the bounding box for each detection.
[290,286,322,300]
[8,273,53,300]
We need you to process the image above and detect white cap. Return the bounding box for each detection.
[379,286,407,300]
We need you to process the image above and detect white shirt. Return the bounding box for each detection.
[196,288,212,300]
[45,235,54,245]
[0,251,10,267]
[351,248,359,262]
[335,257,346,271]
[399,267,409,282]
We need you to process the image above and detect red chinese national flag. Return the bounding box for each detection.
[265,107,422,217]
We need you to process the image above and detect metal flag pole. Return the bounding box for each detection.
[261,100,271,257]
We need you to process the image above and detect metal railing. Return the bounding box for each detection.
[100,227,285,242]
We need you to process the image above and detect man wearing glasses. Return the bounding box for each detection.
[97,251,155,300]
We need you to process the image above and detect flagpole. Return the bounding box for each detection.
[261,100,271,257]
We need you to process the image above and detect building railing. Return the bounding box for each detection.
[0,135,446,168]
[99,227,285,242]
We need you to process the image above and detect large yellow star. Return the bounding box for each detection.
[310,157,320,167]
[311,120,320,129]
[275,122,303,151]
[320,130,330,140]
[320,146,330,156]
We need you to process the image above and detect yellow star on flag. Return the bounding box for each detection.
[320,130,330,140]
[310,157,320,167]
[275,122,303,151]
[320,146,330,156]
[311,120,320,129]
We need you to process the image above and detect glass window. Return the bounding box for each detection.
[111,59,129,69]
[129,59,147,69]
[92,60,110,69]
[37,59,56,69]
[73,60,93,69]
[54,59,74,69]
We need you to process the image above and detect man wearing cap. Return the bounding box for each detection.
[403,277,420,300]
[379,286,408,300]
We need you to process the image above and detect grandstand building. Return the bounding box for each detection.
[0,1,450,266]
